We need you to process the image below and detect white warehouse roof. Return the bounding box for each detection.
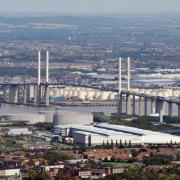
[55,124,138,137]
[94,123,153,136]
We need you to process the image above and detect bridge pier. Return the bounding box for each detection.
[126,94,132,115]
[144,97,148,116]
[138,96,143,116]
[159,100,164,124]
[117,93,123,116]
[45,85,50,106]
[150,98,155,114]
[9,85,18,103]
[17,85,21,104]
[178,104,180,117]
[23,85,30,104]
[34,85,38,106]
[132,95,136,115]
[168,102,173,117]
[34,85,42,106]
[38,85,42,106]
[2,86,7,99]
[155,100,160,114]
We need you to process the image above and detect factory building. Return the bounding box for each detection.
[53,111,93,126]
[5,128,32,136]
[54,123,180,146]
[0,169,21,179]
[54,124,143,146]
[133,79,176,88]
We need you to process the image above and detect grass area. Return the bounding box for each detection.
[101,161,132,167]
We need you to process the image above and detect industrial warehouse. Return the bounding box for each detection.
[54,123,180,146]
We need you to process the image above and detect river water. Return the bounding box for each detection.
[0,101,179,116]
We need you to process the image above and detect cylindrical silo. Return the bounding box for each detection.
[156,91,163,97]
[109,93,116,100]
[53,88,59,97]
[94,91,101,100]
[63,90,69,97]
[78,90,87,100]
[49,89,54,96]
[59,89,64,96]
[99,91,110,100]
[86,90,96,100]
[72,90,79,97]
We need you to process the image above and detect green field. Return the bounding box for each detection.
[101,162,132,167]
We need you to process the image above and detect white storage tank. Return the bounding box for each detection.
[78,91,87,100]
[163,91,170,98]
[99,91,110,100]
[109,93,116,100]
[59,89,64,96]
[173,90,180,97]
[66,87,71,90]
[139,89,145,94]
[145,90,151,95]
[150,90,156,97]
[72,90,79,97]
[39,111,54,123]
[68,90,73,98]
[156,91,163,97]
[75,87,81,91]
[63,90,69,97]
[167,89,173,97]
[53,111,93,125]
[94,91,101,100]
[49,89,54,96]
[53,88,59,97]
[86,90,96,100]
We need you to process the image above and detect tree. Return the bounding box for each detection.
[39,172,51,180]
[170,140,173,147]
[110,156,115,162]
[107,140,109,146]
[124,140,127,147]
[44,151,72,164]
[84,154,88,159]
[116,140,118,147]
[131,149,138,158]
[111,139,113,147]
[104,157,109,162]
[119,139,123,148]
[128,140,131,148]
[28,170,38,179]
[103,140,105,147]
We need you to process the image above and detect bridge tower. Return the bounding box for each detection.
[45,51,50,106]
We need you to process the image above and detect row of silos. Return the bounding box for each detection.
[49,87,117,101]
[130,88,180,99]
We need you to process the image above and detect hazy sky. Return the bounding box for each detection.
[0,0,180,13]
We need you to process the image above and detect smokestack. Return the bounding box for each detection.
[38,51,41,85]
[127,57,131,91]
[46,51,49,83]
[118,57,122,94]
